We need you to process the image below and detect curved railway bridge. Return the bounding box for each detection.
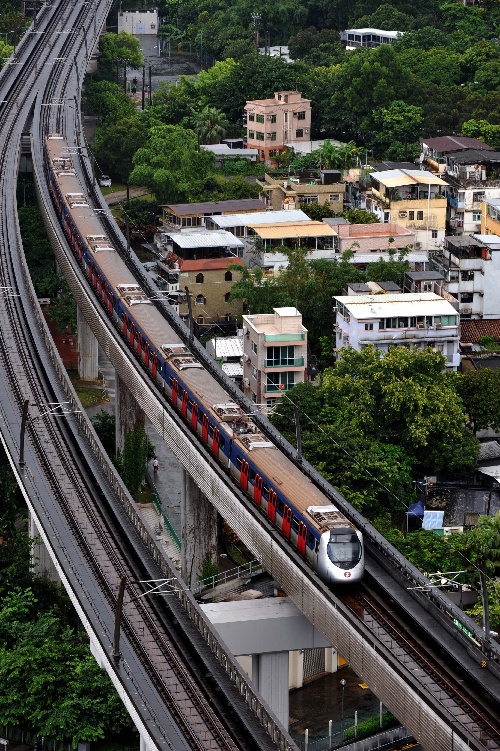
[1,3,499,751]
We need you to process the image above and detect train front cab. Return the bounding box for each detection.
[317,527,364,584]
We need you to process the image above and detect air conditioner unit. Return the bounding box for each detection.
[267,115,274,121]
[243,353,250,362]
[399,211,407,218]
[462,307,472,314]
[242,326,248,335]
[415,242,422,249]
[243,378,250,387]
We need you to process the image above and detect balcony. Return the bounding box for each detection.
[265,383,294,393]
[264,332,305,342]
[264,357,304,368]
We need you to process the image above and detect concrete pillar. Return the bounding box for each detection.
[180,468,217,586]
[252,651,289,728]
[28,510,60,582]
[115,374,145,455]
[77,306,99,381]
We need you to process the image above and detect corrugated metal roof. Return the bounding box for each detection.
[208,210,310,228]
[209,337,243,358]
[422,136,493,153]
[222,363,244,377]
[170,231,244,249]
[162,199,266,216]
[371,169,448,187]
[334,292,458,318]
[348,252,428,263]
[249,221,335,239]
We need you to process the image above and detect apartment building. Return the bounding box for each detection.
[363,169,448,250]
[257,170,345,212]
[340,28,402,49]
[242,308,307,410]
[326,221,427,268]
[246,221,336,273]
[244,91,311,162]
[429,233,500,319]
[420,136,500,235]
[333,293,460,369]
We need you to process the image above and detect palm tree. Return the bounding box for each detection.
[191,106,229,145]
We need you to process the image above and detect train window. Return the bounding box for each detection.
[277,500,284,515]
[307,532,314,548]
[292,516,300,533]
[327,531,362,569]
[188,400,194,412]
[262,484,269,500]
[219,436,226,450]
[208,425,214,437]
[236,456,243,470]
[168,376,174,387]
[249,468,256,482]
[315,540,320,553]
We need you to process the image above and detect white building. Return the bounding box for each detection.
[118,9,158,35]
[206,336,244,385]
[430,234,500,319]
[333,293,461,369]
[242,308,308,410]
[340,28,402,49]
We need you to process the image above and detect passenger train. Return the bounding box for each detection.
[44,133,364,584]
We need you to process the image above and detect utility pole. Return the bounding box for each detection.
[251,13,261,50]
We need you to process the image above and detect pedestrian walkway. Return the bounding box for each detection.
[138,500,181,569]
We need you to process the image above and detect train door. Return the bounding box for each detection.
[253,474,262,506]
[191,402,198,430]
[151,352,157,378]
[267,489,277,523]
[282,506,292,538]
[297,522,307,556]
[171,378,179,406]
[122,313,128,337]
[202,414,209,442]
[240,460,249,491]
[181,390,189,417]
[212,427,220,457]
[92,265,97,287]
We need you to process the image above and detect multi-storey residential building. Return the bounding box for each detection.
[244,91,311,163]
[429,234,500,319]
[257,170,345,212]
[420,136,500,235]
[340,28,402,49]
[204,209,310,238]
[481,197,500,235]
[156,230,245,259]
[158,199,266,232]
[333,293,460,369]
[242,308,307,410]
[363,169,448,250]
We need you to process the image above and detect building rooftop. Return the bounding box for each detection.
[201,145,259,158]
[422,136,493,153]
[473,234,500,249]
[347,283,372,293]
[208,210,310,228]
[405,271,444,281]
[334,292,459,318]
[162,199,267,216]
[347,252,427,264]
[342,27,401,36]
[249,221,335,239]
[460,319,500,343]
[446,149,500,165]
[208,337,243,359]
[371,169,448,188]
[323,217,350,226]
[168,231,244,249]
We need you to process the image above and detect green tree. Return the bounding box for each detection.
[342,208,379,224]
[46,283,77,333]
[374,100,423,160]
[455,369,500,433]
[119,426,153,495]
[367,243,411,286]
[191,105,229,144]
[462,118,500,151]
[91,410,117,458]
[83,80,136,124]
[354,3,413,31]
[129,124,215,203]
[463,513,500,639]
[93,117,147,193]
[99,30,144,69]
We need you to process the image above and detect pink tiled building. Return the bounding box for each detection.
[244,91,311,163]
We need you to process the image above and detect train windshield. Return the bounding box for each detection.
[327,530,362,570]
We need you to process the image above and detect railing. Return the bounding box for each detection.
[264,333,305,342]
[192,560,264,595]
[265,358,304,368]
[266,383,294,392]
[153,493,181,550]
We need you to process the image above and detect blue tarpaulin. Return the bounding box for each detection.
[407,500,425,517]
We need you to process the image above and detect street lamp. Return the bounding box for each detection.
[340,678,346,740]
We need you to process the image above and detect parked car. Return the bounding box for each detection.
[98,174,111,187]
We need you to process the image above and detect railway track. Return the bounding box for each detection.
[339,581,500,751]
[0,4,291,751]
